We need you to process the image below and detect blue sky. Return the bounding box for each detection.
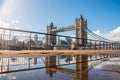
[0,0,120,35]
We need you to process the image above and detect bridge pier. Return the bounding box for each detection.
[46,22,57,50]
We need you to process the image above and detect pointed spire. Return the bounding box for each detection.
[80,14,83,18]
[80,14,83,19]
[48,22,54,29]
[50,22,54,26]
[85,19,87,23]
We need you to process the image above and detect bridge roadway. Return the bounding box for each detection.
[51,25,75,32]
[0,50,120,57]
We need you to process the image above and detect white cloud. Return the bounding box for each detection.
[94,30,102,35]
[94,26,120,41]
[0,21,10,34]
[69,27,120,42]
[0,20,19,29]
[0,21,9,28]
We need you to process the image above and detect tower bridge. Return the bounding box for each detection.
[46,14,120,50]
[0,14,119,50]
[46,14,87,48]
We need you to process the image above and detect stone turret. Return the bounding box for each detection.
[75,14,87,47]
[46,22,56,49]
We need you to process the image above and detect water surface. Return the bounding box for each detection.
[0,54,120,80]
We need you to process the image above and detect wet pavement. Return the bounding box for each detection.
[0,54,120,80]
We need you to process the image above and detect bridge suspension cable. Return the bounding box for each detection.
[82,26,114,42]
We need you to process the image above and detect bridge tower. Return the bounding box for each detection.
[75,14,87,47]
[46,22,57,49]
[45,56,56,77]
[76,55,88,80]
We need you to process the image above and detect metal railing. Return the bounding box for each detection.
[0,27,120,50]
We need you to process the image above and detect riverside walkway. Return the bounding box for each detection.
[0,50,120,57]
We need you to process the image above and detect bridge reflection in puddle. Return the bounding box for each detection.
[0,54,119,80]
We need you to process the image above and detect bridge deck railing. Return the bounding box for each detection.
[0,27,120,50]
